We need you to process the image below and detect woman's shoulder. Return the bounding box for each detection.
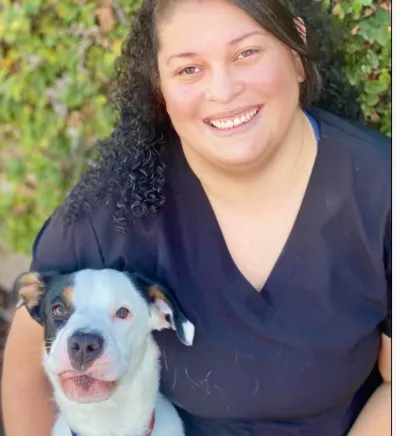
[310,106,391,167]
[30,197,163,274]
[312,107,390,205]
[30,136,188,275]
[30,204,103,273]
[310,107,390,232]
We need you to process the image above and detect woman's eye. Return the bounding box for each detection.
[115,307,130,320]
[178,66,199,76]
[238,49,258,59]
[52,304,67,317]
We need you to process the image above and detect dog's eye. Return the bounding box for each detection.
[52,304,67,317]
[115,307,130,319]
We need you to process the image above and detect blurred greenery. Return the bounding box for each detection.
[330,0,391,135]
[0,0,391,254]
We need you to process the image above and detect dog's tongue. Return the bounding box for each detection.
[59,372,116,403]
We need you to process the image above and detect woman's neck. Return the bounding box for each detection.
[182,109,317,209]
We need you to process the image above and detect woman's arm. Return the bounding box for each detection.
[2,308,56,436]
[347,334,391,436]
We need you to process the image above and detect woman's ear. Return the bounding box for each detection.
[294,16,307,45]
[291,17,307,83]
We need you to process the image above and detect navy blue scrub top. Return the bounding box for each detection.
[31,107,391,436]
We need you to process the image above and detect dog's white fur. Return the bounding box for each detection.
[26,269,193,436]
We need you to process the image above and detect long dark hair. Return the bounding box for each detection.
[62,0,361,230]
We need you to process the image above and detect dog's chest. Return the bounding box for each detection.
[70,412,155,436]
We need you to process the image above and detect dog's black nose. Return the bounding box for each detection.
[67,332,104,370]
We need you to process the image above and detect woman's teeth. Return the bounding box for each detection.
[209,107,259,130]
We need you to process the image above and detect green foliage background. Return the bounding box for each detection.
[0,0,391,254]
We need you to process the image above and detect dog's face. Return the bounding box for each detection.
[15,269,194,403]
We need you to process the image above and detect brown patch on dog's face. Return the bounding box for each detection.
[63,286,74,304]
[148,285,171,306]
[126,272,194,345]
[17,272,44,310]
[147,284,175,328]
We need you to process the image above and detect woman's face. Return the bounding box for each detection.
[157,0,305,169]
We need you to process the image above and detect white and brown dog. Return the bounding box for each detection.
[15,268,195,436]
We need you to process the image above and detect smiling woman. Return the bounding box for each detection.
[157,1,312,167]
[2,1,391,436]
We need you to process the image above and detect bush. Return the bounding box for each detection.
[0,0,391,254]
[0,0,140,253]
[330,0,391,136]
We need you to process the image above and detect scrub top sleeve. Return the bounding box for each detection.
[30,206,105,274]
[381,209,392,338]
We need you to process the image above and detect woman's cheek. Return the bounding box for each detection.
[163,83,202,122]
[247,52,299,98]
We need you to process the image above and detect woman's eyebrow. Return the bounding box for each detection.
[229,30,267,46]
[166,30,266,65]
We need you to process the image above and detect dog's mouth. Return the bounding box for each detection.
[59,371,118,403]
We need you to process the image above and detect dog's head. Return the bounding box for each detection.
[15,269,194,403]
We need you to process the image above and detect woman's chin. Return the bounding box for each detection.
[204,127,273,169]
[209,141,271,170]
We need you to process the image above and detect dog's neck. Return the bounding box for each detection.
[49,337,161,436]
[71,413,155,436]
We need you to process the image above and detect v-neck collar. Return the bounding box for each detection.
[168,112,331,309]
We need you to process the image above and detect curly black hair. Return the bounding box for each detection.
[62,0,362,231]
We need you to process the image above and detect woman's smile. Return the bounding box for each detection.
[203,104,264,137]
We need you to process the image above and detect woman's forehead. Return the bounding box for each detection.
[157,0,270,55]
[158,0,266,45]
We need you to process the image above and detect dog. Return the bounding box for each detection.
[15,268,195,436]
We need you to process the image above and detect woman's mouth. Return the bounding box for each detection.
[205,105,262,130]
[204,105,262,130]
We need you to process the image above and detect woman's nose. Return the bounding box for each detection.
[204,67,244,104]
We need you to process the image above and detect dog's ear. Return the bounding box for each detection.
[14,271,59,325]
[128,273,195,346]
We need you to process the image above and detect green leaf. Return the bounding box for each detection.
[364,80,389,95]
[332,4,345,19]
[366,50,379,69]
[379,71,391,88]
[373,26,390,46]
[364,93,379,106]
[372,8,391,28]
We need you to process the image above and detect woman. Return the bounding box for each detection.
[3,0,391,435]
